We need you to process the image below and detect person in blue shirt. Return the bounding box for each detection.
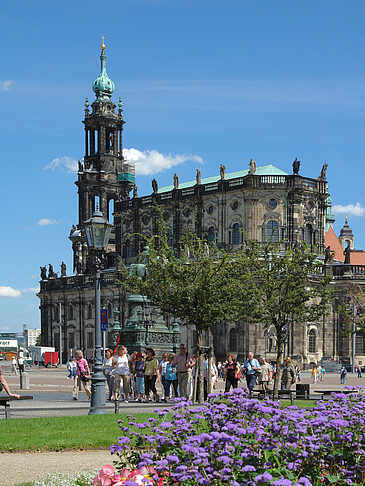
[163,353,179,402]
[243,352,261,396]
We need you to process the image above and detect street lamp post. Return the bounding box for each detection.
[137,306,156,347]
[84,208,112,415]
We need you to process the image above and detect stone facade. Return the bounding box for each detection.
[37,45,365,367]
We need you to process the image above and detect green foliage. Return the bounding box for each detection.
[337,282,365,336]
[233,241,332,394]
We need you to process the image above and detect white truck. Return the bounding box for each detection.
[29,346,56,366]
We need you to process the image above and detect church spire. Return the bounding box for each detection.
[92,37,115,101]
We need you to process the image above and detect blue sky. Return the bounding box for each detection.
[1,0,365,332]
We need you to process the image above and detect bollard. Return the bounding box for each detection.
[114,399,120,414]
[20,372,30,390]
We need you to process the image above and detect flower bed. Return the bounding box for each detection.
[107,388,365,486]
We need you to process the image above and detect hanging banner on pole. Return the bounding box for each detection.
[100,309,108,332]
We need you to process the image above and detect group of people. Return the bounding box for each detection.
[311,364,326,384]
[222,353,298,395]
[10,355,25,376]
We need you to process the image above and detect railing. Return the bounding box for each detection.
[332,265,365,279]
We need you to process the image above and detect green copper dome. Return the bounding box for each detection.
[92,44,115,101]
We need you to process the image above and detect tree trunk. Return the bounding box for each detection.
[273,331,285,399]
[207,347,213,398]
[193,328,205,404]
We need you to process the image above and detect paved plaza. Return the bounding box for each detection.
[1,362,364,419]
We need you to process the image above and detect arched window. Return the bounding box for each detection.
[232,223,241,245]
[124,240,132,259]
[229,328,237,351]
[68,304,74,320]
[308,329,316,353]
[207,226,216,244]
[54,305,60,322]
[87,303,93,320]
[304,224,313,245]
[267,221,279,242]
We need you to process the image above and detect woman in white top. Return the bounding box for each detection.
[112,346,131,402]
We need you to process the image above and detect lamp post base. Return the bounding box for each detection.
[88,370,107,415]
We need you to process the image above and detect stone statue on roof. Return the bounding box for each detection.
[173,173,179,190]
[196,168,201,185]
[318,163,328,181]
[152,178,158,194]
[324,245,333,264]
[249,158,256,175]
[40,266,47,280]
[220,164,226,180]
[292,157,300,175]
[60,261,66,277]
[344,245,351,265]
[133,184,138,198]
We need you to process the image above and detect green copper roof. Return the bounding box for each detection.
[92,45,115,101]
[158,164,288,193]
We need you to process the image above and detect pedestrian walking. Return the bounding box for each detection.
[144,348,160,402]
[133,352,146,402]
[243,352,261,396]
[163,354,178,402]
[340,365,347,384]
[281,357,296,391]
[72,350,91,400]
[258,356,272,394]
[103,349,114,401]
[223,354,240,393]
[172,344,195,400]
[66,359,73,379]
[159,353,168,400]
[71,357,77,379]
[357,365,362,378]
[217,361,223,379]
[17,355,24,374]
[311,365,318,384]
[113,346,131,402]
[295,365,301,383]
[322,366,326,380]
[11,356,18,375]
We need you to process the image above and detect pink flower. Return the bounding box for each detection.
[93,465,116,486]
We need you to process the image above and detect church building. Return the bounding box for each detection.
[38,43,365,368]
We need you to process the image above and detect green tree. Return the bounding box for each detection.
[234,241,331,397]
[121,225,255,403]
[35,334,42,346]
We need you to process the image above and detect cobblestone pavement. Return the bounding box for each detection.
[0,449,112,486]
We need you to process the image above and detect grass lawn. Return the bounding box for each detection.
[0,413,152,452]
[0,400,315,453]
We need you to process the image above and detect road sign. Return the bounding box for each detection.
[100,309,108,332]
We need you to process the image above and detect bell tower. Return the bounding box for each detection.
[70,40,135,273]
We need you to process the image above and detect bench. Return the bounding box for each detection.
[0,395,33,419]
[252,388,296,405]
[313,389,359,400]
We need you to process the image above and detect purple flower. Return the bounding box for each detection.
[166,454,179,464]
[296,478,313,486]
[255,472,273,483]
[272,480,293,486]
[242,465,256,472]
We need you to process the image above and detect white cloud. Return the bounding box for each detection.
[44,156,78,173]
[0,80,14,91]
[23,287,40,294]
[123,148,203,176]
[44,149,203,177]
[37,218,59,226]
[0,286,22,298]
[333,202,365,217]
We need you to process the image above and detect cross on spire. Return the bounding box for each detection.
[101,36,106,52]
